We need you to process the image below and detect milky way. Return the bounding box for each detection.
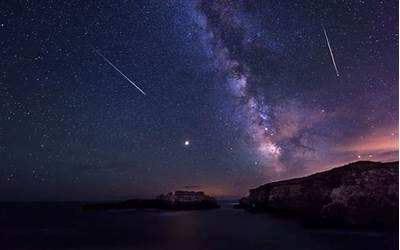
[193,0,398,178]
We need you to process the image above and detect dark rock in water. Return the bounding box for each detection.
[82,190,219,211]
[237,161,398,228]
[233,197,250,209]
[156,190,219,209]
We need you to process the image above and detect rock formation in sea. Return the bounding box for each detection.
[82,190,219,211]
[235,161,398,228]
[157,190,217,206]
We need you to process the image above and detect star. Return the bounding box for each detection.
[184,140,190,146]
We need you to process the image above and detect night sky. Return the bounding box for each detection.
[1,0,398,201]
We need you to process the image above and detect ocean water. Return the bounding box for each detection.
[0,202,397,250]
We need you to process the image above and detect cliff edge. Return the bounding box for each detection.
[236,161,398,228]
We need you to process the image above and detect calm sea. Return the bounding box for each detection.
[0,202,397,250]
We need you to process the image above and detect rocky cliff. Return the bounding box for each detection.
[236,161,398,227]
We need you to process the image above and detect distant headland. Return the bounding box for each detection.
[82,190,219,211]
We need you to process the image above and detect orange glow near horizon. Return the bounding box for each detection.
[335,129,398,161]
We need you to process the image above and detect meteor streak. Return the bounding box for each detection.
[323,26,340,77]
[94,49,146,95]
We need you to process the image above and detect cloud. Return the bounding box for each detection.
[334,125,398,162]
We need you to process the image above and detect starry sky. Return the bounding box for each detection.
[0,0,398,201]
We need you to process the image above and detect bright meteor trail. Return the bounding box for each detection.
[323,26,340,77]
[94,49,146,95]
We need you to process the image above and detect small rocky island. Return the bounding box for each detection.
[82,191,219,211]
[235,161,398,228]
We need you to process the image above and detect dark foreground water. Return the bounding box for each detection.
[0,202,397,250]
